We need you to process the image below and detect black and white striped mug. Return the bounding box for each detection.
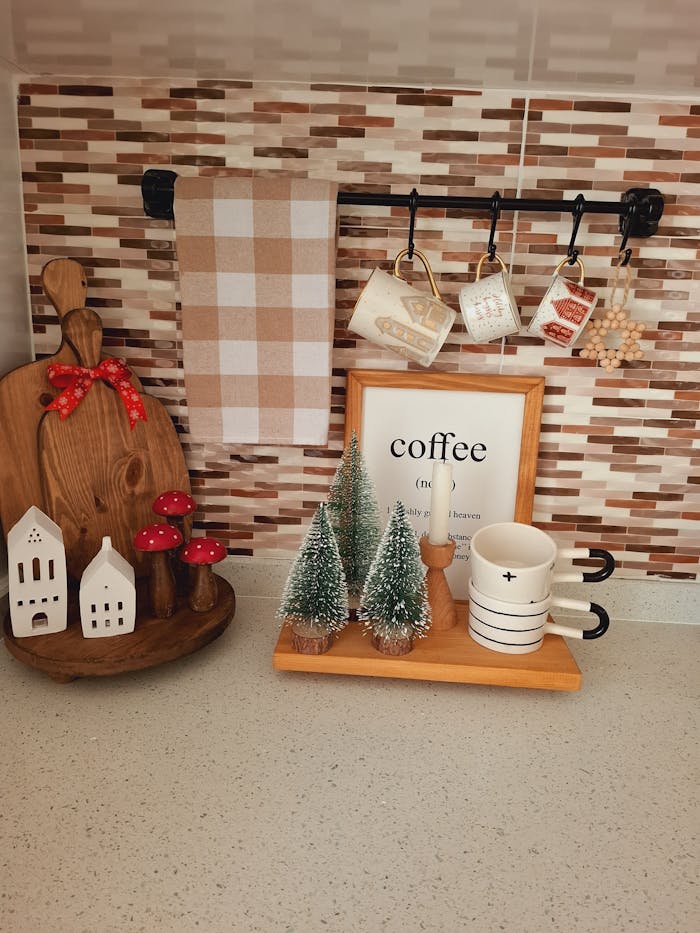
[467,580,609,655]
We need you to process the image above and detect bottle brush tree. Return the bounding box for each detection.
[359,500,431,654]
[277,503,348,654]
[327,430,382,607]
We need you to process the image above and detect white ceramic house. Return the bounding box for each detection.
[79,536,136,638]
[8,506,68,637]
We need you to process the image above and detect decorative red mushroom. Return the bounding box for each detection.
[152,490,196,593]
[152,489,196,541]
[133,523,183,619]
[179,537,227,612]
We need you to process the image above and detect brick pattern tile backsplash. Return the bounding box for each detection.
[17,79,700,580]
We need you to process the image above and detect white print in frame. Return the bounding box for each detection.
[345,371,544,602]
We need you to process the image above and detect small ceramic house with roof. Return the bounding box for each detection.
[79,536,136,637]
[8,505,68,637]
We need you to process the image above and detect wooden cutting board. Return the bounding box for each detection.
[0,260,89,539]
[38,306,191,581]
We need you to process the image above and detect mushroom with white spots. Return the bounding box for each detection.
[133,522,183,619]
[179,538,227,612]
[152,490,197,592]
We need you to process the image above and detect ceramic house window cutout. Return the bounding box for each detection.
[8,506,68,637]
[79,536,136,638]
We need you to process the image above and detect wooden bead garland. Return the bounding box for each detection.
[579,255,646,373]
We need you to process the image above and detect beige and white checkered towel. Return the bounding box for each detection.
[175,175,338,445]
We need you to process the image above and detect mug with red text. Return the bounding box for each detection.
[458,253,521,343]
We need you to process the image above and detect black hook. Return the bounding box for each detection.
[618,198,638,266]
[487,192,501,262]
[407,188,419,260]
[567,194,586,264]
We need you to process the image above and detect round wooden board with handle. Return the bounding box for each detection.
[4,575,235,682]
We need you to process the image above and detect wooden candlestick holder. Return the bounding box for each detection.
[419,536,457,632]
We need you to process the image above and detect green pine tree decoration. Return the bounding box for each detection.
[359,500,431,654]
[277,503,348,654]
[327,430,382,605]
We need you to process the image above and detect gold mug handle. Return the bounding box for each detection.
[553,255,586,283]
[393,248,443,301]
[475,252,508,281]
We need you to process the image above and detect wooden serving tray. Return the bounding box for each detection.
[273,605,581,692]
[4,575,235,683]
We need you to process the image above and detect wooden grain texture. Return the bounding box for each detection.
[39,307,190,580]
[4,575,235,682]
[273,605,582,691]
[0,315,82,539]
[0,260,145,541]
[42,258,88,316]
[420,536,458,631]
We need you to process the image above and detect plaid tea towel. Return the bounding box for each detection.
[175,175,338,445]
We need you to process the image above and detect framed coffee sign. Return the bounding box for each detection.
[344,370,545,601]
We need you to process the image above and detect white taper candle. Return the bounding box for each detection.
[428,460,452,545]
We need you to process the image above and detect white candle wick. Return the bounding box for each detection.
[428,460,452,545]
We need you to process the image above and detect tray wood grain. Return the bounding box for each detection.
[273,605,581,692]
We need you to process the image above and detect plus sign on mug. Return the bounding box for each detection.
[469,522,615,604]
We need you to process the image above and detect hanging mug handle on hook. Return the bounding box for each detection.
[618,197,638,267]
[407,188,419,260]
[487,191,501,262]
[567,194,586,265]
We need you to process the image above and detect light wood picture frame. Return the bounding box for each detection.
[344,369,545,601]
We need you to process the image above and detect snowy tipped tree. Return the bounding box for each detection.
[327,431,382,604]
[277,503,348,653]
[359,500,431,654]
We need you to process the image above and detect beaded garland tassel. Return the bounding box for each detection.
[579,256,646,373]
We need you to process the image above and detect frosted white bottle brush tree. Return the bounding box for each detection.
[278,503,349,655]
[326,430,382,615]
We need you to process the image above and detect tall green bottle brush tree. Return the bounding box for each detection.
[327,431,382,614]
[277,503,349,655]
[360,500,431,656]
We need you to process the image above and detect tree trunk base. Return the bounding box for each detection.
[291,627,335,655]
[371,632,413,656]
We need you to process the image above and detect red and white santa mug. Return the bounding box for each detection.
[528,256,598,348]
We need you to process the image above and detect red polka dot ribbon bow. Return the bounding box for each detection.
[45,359,147,429]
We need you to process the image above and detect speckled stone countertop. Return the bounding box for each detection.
[1,593,698,933]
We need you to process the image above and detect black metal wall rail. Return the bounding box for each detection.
[141,169,664,245]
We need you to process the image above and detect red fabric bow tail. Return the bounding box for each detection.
[45,358,148,429]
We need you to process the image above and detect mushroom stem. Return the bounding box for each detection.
[150,550,177,618]
[189,564,218,613]
[169,517,191,595]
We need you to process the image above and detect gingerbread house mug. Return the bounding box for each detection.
[467,579,609,655]
[458,253,521,343]
[349,248,456,367]
[527,256,598,348]
[469,521,615,604]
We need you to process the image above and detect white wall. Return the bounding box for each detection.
[0,55,32,586]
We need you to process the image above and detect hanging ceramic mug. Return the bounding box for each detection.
[458,253,521,343]
[469,521,615,604]
[348,248,456,367]
[527,256,598,348]
[467,580,609,655]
